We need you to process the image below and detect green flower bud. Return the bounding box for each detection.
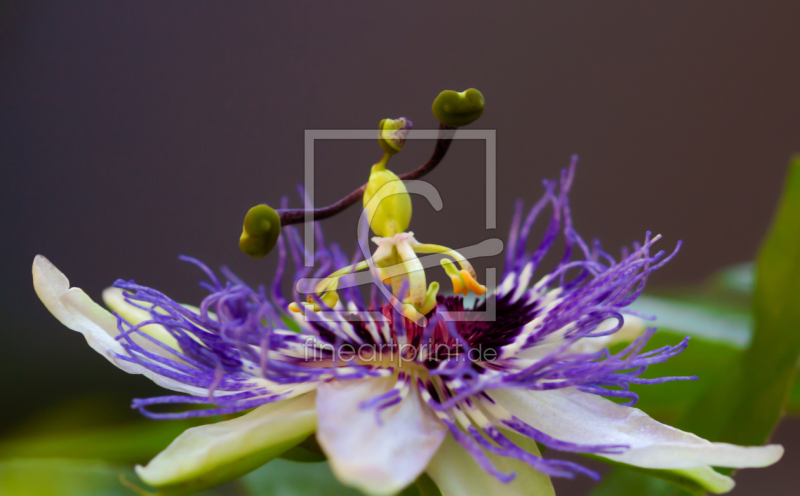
[239,204,281,258]
[377,117,412,155]
[431,88,485,127]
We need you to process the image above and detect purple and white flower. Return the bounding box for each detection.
[33,161,782,495]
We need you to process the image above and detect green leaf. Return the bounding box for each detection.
[679,156,800,446]
[591,470,688,496]
[609,330,741,424]
[712,262,755,296]
[0,459,234,496]
[589,331,742,495]
[629,296,751,349]
[242,458,443,496]
[589,156,800,496]
[0,421,197,464]
[608,292,753,422]
[0,394,221,465]
[0,459,135,496]
[582,455,731,496]
[278,435,327,463]
[241,458,363,496]
[409,473,441,496]
[588,470,694,496]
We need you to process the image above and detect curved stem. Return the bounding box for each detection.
[277,123,457,226]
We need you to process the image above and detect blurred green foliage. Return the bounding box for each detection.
[240,459,362,496]
[682,157,800,446]
[590,157,800,495]
[0,459,140,496]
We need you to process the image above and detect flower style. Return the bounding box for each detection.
[34,90,782,496]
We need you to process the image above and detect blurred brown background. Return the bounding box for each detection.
[1,1,798,494]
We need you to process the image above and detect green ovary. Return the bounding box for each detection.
[363,153,412,238]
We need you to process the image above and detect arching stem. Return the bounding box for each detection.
[277,123,456,226]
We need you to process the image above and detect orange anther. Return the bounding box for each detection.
[451,276,464,296]
[460,270,487,296]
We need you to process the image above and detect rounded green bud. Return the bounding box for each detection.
[378,117,412,155]
[431,88,485,127]
[239,204,281,258]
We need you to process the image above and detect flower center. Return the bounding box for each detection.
[284,113,487,322]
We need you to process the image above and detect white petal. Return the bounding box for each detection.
[492,387,783,470]
[316,377,446,495]
[514,314,647,361]
[102,287,180,350]
[33,255,207,396]
[569,314,647,354]
[426,430,555,496]
[136,392,316,491]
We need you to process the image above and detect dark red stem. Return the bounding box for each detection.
[278,123,457,226]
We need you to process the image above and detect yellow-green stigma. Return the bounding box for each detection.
[432,88,485,127]
[239,204,281,258]
[378,116,412,155]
